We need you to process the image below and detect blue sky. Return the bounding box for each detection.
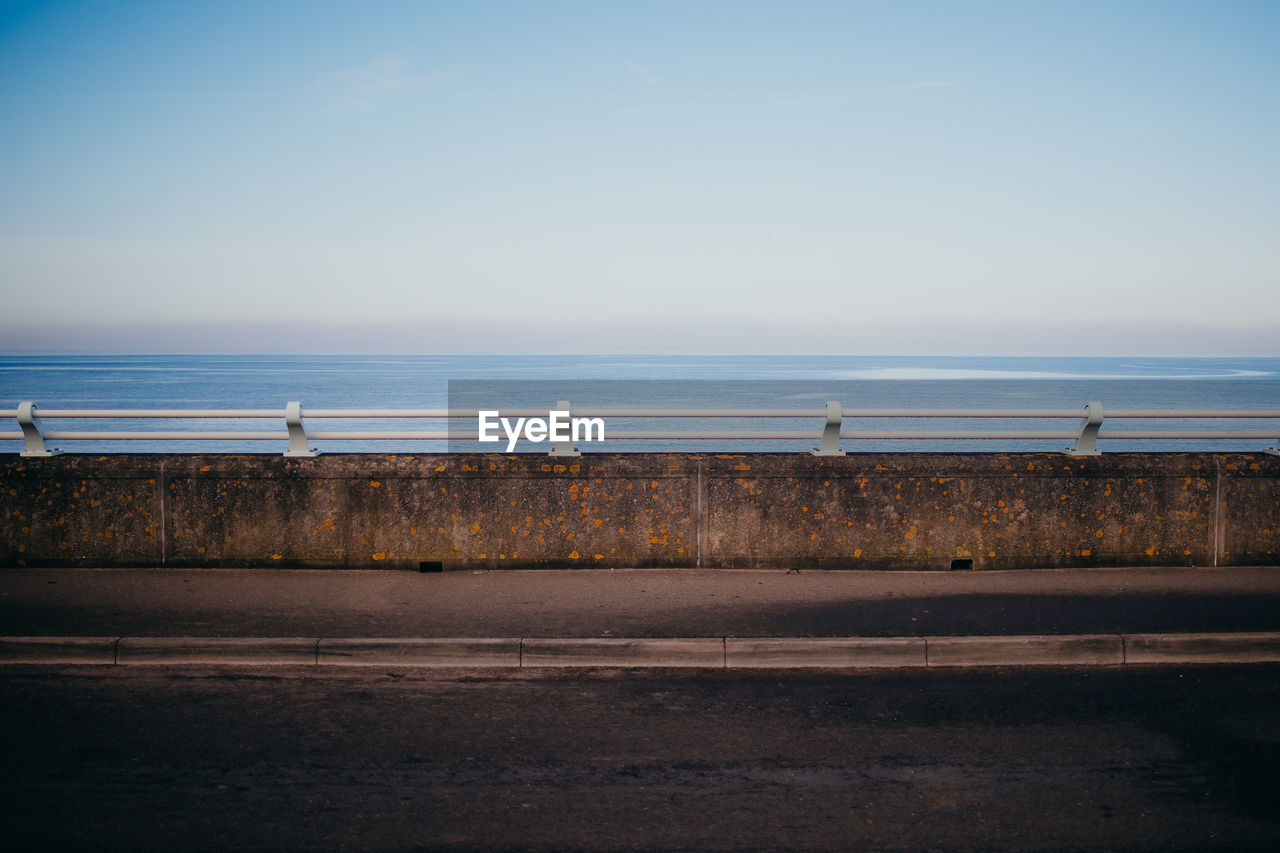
[1,0,1277,354]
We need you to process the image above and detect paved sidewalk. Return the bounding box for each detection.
[3,565,1279,639]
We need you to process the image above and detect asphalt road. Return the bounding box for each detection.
[4,566,1280,638]
[3,664,1279,851]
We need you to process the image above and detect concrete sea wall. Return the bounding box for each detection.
[2,453,1277,570]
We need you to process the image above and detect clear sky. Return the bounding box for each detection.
[1,0,1277,354]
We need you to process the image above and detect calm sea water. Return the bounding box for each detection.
[3,354,1279,453]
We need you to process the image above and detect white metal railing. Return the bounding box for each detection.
[3,400,1279,457]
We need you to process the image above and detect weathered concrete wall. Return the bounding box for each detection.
[2,453,1277,570]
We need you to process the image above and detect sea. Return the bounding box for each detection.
[2,354,1279,454]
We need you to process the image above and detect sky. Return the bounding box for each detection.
[0,0,1278,354]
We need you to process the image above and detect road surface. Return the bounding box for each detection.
[2,664,1278,851]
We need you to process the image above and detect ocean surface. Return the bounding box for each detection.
[2,354,1279,454]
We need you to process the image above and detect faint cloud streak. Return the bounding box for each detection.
[320,52,417,109]
[870,80,966,97]
[624,60,661,87]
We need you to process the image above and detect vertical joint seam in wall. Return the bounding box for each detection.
[696,458,704,569]
[158,459,167,565]
[1213,457,1222,568]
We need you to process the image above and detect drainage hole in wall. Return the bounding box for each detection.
[950,559,974,571]
[419,561,444,573]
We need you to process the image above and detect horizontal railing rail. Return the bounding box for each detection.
[4,401,1279,457]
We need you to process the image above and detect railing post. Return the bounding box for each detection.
[549,399,580,457]
[284,401,319,457]
[17,402,55,457]
[812,400,845,457]
[1064,401,1104,457]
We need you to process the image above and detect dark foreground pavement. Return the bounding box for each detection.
[4,565,1280,638]
[2,664,1279,852]
[4,567,1280,850]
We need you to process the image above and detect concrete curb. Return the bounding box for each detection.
[116,637,319,665]
[925,635,1124,667]
[725,637,926,668]
[2,633,1280,668]
[318,638,521,667]
[0,636,119,665]
[1124,632,1280,664]
[522,638,725,667]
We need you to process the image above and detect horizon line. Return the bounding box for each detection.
[3,351,1280,359]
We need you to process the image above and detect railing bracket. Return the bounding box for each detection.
[17,402,57,457]
[811,401,845,457]
[284,401,319,457]
[1064,401,1104,457]
[549,400,581,457]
